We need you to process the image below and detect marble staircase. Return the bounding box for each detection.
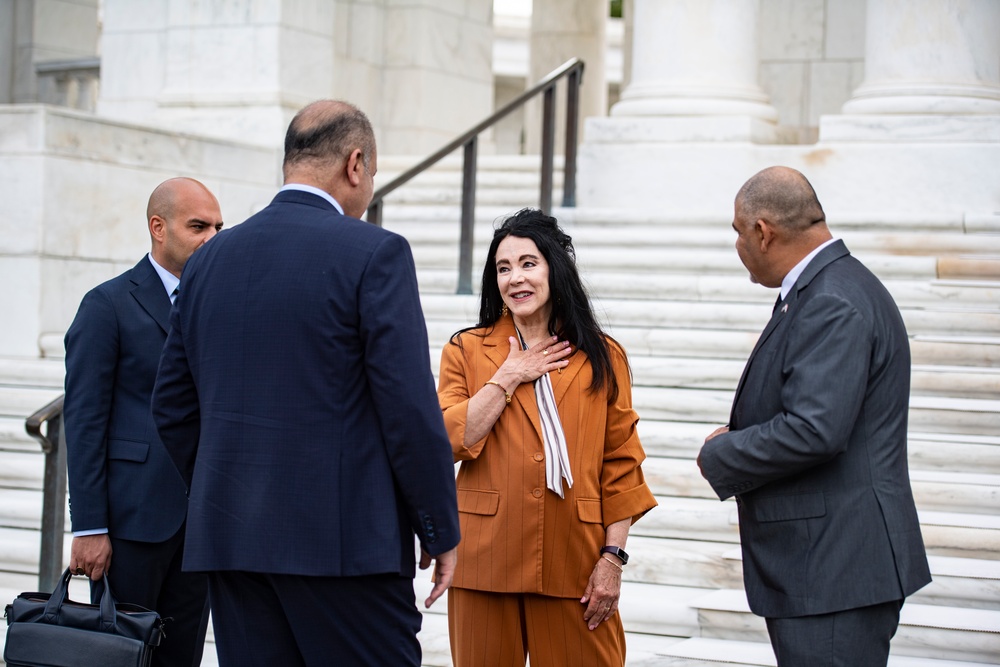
[0,155,997,665]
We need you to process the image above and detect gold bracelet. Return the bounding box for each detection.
[601,555,623,571]
[485,380,511,404]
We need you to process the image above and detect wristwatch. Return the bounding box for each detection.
[600,545,629,565]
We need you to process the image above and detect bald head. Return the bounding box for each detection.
[736,166,826,236]
[147,177,223,277]
[147,177,217,224]
[283,100,375,177]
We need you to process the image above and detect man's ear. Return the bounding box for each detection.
[756,218,775,252]
[345,148,364,187]
[149,215,166,243]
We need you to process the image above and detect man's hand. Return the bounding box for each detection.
[419,547,457,608]
[69,534,113,580]
[698,426,730,477]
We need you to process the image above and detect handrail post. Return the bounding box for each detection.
[38,413,67,591]
[457,137,478,295]
[562,65,582,208]
[366,199,383,227]
[540,84,556,213]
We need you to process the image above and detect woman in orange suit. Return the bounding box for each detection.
[438,208,657,667]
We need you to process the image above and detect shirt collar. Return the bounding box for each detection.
[148,252,179,301]
[780,238,837,300]
[279,183,344,215]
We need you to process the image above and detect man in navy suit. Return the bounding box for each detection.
[698,167,931,666]
[152,100,460,666]
[64,177,224,666]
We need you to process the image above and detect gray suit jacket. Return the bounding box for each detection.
[699,240,931,618]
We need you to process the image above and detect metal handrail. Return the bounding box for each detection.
[366,58,585,294]
[25,394,67,591]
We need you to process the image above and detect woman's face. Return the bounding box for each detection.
[495,235,551,325]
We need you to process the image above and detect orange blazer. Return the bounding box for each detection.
[438,316,657,598]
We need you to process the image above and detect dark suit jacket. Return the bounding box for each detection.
[64,256,188,542]
[151,190,460,578]
[699,240,931,618]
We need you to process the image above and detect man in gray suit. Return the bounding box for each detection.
[698,166,931,666]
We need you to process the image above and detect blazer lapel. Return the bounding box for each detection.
[483,317,544,443]
[729,296,789,423]
[130,257,171,334]
[553,348,585,407]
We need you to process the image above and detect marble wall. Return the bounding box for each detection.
[758,0,867,143]
[0,106,279,357]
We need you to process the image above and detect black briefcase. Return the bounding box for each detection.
[3,568,165,667]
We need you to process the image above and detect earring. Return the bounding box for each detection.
[501,303,509,318]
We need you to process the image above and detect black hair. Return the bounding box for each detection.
[452,208,621,402]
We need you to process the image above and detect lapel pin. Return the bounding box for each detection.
[781,304,788,313]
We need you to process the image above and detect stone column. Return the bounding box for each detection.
[379,0,494,155]
[99,0,335,146]
[824,0,1000,141]
[610,0,777,141]
[0,0,99,105]
[524,0,606,153]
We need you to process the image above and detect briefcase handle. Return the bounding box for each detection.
[42,568,117,633]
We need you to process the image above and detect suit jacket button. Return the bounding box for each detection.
[533,453,544,462]
[532,488,543,498]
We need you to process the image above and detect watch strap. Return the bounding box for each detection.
[600,545,629,565]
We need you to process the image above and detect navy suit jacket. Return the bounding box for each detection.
[700,240,931,618]
[152,190,460,578]
[64,256,189,542]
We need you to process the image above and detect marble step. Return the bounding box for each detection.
[638,458,1000,516]
[377,165,564,191]
[628,387,1000,437]
[655,637,993,667]
[629,496,1000,559]
[0,357,64,388]
[394,215,1000,257]
[689,589,1000,663]
[561,208,994,235]
[626,356,1000,400]
[421,293,1000,347]
[0,386,64,419]
[413,264,999,316]
[425,321,1000,370]
[628,536,1000,612]
[637,421,1000,475]
[428,347,1000,401]
[398,223,943,278]
[0,416,42,453]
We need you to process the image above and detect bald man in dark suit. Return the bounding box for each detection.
[64,177,223,666]
[698,167,931,666]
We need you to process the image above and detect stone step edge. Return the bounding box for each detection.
[718,548,1000,582]
[691,589,1000,634]
[656,637,988,667]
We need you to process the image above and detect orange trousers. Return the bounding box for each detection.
[448,587,626,667]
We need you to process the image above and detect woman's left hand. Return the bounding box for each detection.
[580,556,623,630]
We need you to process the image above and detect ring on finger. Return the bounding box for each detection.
[542,350,549,356]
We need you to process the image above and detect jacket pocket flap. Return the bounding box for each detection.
[107,439,150,463]
[754,492,826,522]
[576,498,603,524]
[457,489,499,516]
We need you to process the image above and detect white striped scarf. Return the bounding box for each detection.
[517,329,574,498]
